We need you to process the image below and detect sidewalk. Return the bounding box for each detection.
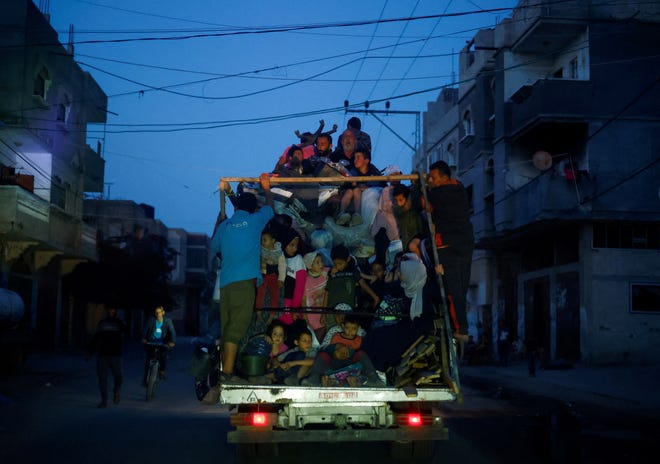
[458,360,660,418]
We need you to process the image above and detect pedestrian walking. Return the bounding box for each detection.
[86,306,127,408]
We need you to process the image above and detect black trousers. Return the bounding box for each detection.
[97,356,122,402]
[437,244,473,336]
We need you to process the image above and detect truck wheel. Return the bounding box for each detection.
[412,440,434,459]
[390,440,435,460]
[256,443,279,457]
[236,443,278,459]
[390,441,413,459]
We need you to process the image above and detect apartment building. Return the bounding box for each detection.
[0,0,107,348]
[420,0,660,364]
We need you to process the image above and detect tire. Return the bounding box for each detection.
[235,443,278,461]
[390,441,412,459]
[389,440,435,460]
[146,362,159,401]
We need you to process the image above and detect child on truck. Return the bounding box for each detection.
[325,245,380,330]
[301,251,330,342]
[268,328,315,385]
[303,314,384,387]
[255,230,286,321]
[302,341,384,387]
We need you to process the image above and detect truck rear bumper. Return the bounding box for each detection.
[228,425,448,444]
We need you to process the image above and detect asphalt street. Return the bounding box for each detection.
[1,337,659,464]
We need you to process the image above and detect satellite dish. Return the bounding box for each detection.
[532,150,553,170]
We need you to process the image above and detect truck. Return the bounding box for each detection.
[214,171,462,459]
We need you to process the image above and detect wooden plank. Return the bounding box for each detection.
[219,174,420,185]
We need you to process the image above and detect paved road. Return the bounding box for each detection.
[1,338,658,463]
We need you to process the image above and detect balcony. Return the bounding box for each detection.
[509,1,587,54]
[505,79,591,138]
[503,170,595,230]
[0,185,97,261]
[0,185,50,241]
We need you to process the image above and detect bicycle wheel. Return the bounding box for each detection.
[146,362,159,401]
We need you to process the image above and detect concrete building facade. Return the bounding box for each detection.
[0,0,107,349]
[420,0,660,364]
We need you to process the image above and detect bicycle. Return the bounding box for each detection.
[143,342,170,401]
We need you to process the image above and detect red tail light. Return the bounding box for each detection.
[407,413,423,426]
[251,413,269,426]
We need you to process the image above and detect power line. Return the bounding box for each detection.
[5,3,564,49]
[17,42,660,137]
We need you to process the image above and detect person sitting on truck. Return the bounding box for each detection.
[335,149,383,227]
[332,117,372,163]
[315,132,333,158]
[321,303,367,347]
[301,341,384,387]
[328,314,363,351]
[330,128,358,171]
[325,245,380,321]
[273,119,333,172]
[268,328,315,385]
[275,145,319,212]
[362,253,436,372]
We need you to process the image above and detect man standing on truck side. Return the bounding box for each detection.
[213,173,274,383]
[426,161,474,342]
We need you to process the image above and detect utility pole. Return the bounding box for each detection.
[104,182,114,199]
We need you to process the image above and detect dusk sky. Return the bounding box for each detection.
[48,0,518,235]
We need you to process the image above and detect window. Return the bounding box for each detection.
[446,143,456,168]
[51,183,66,209]
[569,57,579,79]
[33,67,50,100]
[630,283,660,314]
[593,222,660,250]
[57,95,71,123]
[463,110,473,135]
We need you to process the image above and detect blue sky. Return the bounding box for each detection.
[48,0,518,234]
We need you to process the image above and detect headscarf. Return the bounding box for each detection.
[398,252,427,320]
[303,251,319,270]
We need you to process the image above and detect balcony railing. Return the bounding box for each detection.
[505,79,591,137]
[504,169,595,229]
[0,185,97,260]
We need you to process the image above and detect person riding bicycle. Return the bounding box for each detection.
[141,305,176,383]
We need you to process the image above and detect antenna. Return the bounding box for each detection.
[451,48,456,85]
